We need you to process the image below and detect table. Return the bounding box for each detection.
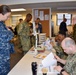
[8,49,58,75]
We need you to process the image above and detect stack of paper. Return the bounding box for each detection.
[42,52,57,67]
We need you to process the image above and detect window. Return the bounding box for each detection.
[11,15,22,25]
[11,15,23,29]
[57,13,72,26]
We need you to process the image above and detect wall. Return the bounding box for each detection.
[5,10,76,36]
[5,11,32,29]
[52,11,76,34]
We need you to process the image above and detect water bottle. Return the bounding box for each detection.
[31,62,37,75]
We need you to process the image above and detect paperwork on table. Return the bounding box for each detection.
[42,52,57,67]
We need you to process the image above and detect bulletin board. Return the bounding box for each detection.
[32,8,51,37]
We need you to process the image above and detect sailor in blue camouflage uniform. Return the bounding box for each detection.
[0,5,15,75]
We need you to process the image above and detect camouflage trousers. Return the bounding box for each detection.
[20,36,31,52]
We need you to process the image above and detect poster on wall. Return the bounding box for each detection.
[34,10,38,20]
[44,14,49,20]
[39,11,44,20]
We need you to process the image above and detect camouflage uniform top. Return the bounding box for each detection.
[53,44,68,59]
[64,52,76,75]
[18,21,30,37]
[16,22,22,35]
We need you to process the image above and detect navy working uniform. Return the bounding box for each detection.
[0,21,15,75]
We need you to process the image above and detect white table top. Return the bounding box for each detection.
[8,50,58,75]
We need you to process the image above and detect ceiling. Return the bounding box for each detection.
[9,1,76,12]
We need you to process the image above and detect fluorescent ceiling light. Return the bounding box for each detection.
[57,13,68,14]
[11,8,26,12]
[12,14,22,16]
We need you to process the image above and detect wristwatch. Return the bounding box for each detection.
[60,69,65,75]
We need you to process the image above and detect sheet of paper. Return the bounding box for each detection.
[42,52,57,67]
